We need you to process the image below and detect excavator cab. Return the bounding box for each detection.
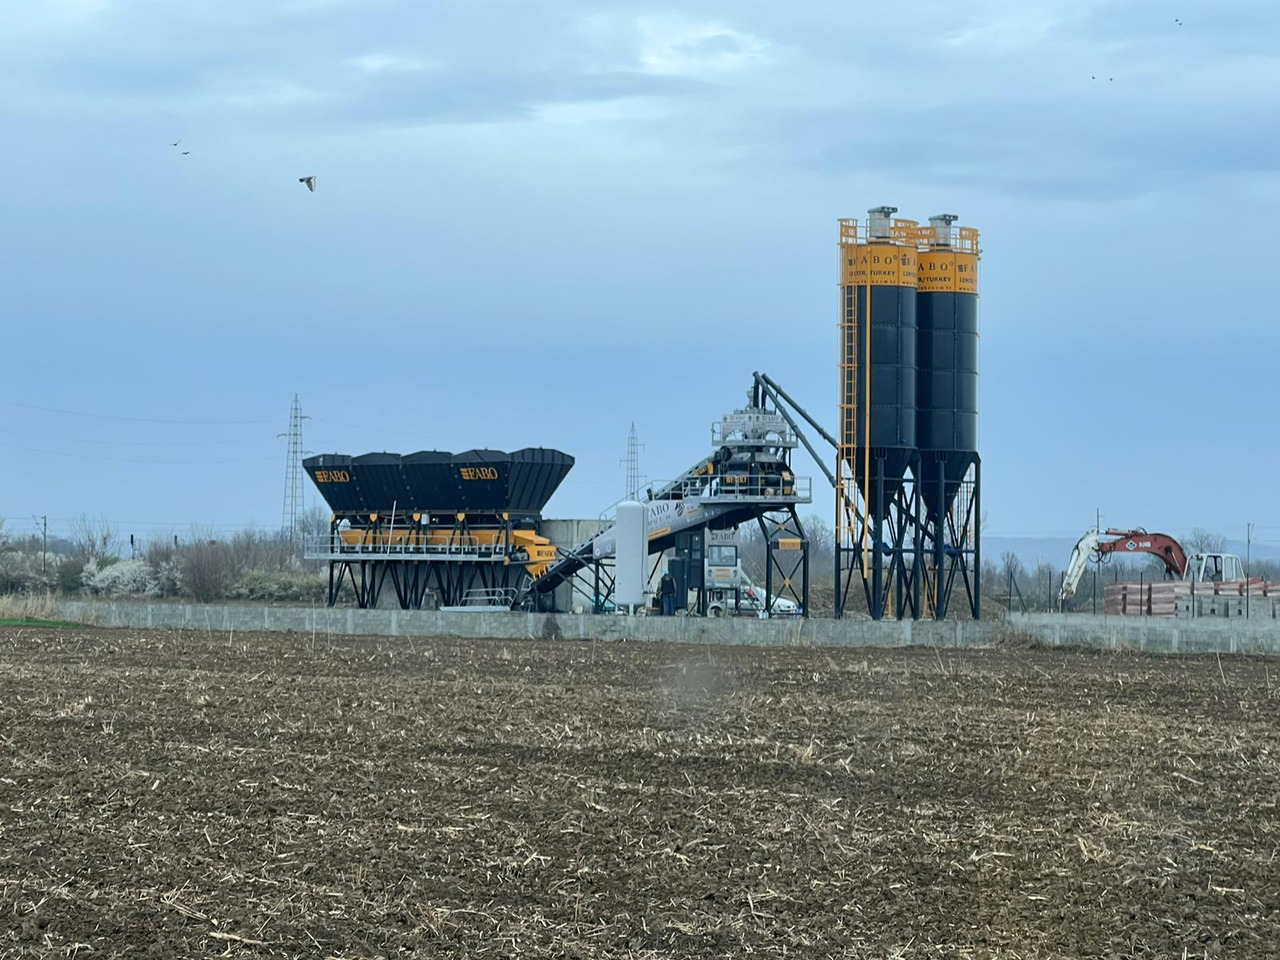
[1183,552,1244,584]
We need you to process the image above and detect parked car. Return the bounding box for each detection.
[708,586,800,618]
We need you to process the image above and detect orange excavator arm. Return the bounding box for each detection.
[1095,529,1188,579]
[1060,527,1190,602]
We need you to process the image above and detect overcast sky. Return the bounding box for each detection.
[2,0,1278,548]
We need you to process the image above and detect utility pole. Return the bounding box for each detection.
[1246,522,1253,620]
[34,515,47,575]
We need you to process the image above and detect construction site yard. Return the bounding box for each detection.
[1,628,1278,958]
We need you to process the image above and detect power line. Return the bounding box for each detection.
[0,426,274,447]
[309,416,361,429]
[0,398,277,425]
[39,516,287,530]
[0,441,278,465]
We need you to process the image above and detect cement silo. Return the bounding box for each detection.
[916,215,981,618]
[835,207,923,621]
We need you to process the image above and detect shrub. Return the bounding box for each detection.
[181,539,238,603]
[57,558,86,595]
[0,550,53,594]
[151,558,183,598]
[84,558,156,597]
[228,568,327,603]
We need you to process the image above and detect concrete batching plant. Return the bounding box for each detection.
[300,206,979,622]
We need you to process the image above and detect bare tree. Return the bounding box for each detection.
[1001,551,1025,578]
[69,514,119,563]
[298,504,329,541]
[800,514,835,571]
[738,524,767,583]
[1030,560,1058,612]
[180,527,239,603]
[1185,528,1228,554]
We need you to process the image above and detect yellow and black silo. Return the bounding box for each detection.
[916,214,981,618]
[835,207,922,621]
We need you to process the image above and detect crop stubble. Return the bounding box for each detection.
[0,627,1277,958]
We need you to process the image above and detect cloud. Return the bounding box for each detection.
[635,15,771,77]
[1,0,1277,202]
[941,7,1069,51]
[347,53,438,75]
[308,68,699,126]
[608,0,1280,202]
[0,2,715,130]
[9,0,112,34]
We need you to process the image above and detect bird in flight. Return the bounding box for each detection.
[299,176,317,192]
[181,151,191,156]
[1175,18,1182,25]
[170,140,181,147]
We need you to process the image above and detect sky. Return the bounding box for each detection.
[2,0,1279,550]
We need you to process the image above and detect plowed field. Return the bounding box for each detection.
[1,626,1278,958]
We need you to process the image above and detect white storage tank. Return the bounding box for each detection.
[614,500,647,612]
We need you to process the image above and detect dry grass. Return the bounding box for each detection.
[0,592,61,621]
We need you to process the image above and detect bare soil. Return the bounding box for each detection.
[1,627,1278,958]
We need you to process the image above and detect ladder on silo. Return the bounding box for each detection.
[836,219,870,579]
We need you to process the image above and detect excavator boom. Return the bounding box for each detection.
[1095,529,1187,579]
[1059,529,1101,603]
[1058,528,1188,603]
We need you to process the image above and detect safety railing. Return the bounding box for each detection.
[441,587,519,611]
[712,414,797,448]
[917,224,981,254]
[841,217,980,254]
[588,471,815,527]
[303,534,510,560]
[663,474,813,503]
[838,217,920,247]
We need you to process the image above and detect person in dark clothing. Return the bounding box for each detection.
[659,569,677,617]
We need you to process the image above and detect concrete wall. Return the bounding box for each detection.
[55,599,992,648]
[540,518,608,613]
[1006,613,1280,655]
[47,600,1280,655]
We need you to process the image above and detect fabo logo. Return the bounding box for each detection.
[314,470,350,483]
[460,467,499,481]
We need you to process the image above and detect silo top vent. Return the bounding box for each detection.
[867,206,898,239]
[928,214,959,247]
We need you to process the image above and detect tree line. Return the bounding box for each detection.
[0,509,330,603]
